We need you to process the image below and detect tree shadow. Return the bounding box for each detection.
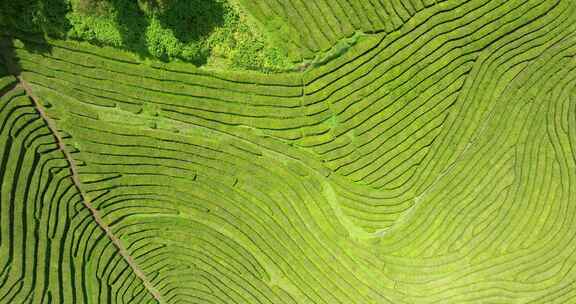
[155,0,226,64]
[0,0,70,37]
[157,0,225,43]
[108,0,151,59]
[38,0,72,38]
[20,37,54,56]
[0,37,21,77]
[0,0,71,56]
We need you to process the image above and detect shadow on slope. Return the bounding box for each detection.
[108,0,150,59]
[0,0,70,39]
[1,37,28,77]
[156,0,225,43]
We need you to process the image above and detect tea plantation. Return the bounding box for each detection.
[1,0,576,303]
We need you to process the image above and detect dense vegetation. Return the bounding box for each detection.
[0,0,294,71]
[1,0,576,303]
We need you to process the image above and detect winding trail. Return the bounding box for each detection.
[0,42,165,304]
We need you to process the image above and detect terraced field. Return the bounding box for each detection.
[1,0,576,303]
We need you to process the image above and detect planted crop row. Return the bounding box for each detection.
[1,0,576,302]
[0,78,156,303]
[238,0,450,60]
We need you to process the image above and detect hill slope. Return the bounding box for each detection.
[1,0,576,303]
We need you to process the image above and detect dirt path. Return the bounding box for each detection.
[1,41,164,303]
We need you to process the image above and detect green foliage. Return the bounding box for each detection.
[228,23,292,72]
[1,0,294,72]
[0,0,70,38]
[262,17,306,62]
[3,1,576,302]
[66,13,122,46]
[75,0,110,16]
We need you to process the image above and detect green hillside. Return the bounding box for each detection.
[1,0,576,303]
